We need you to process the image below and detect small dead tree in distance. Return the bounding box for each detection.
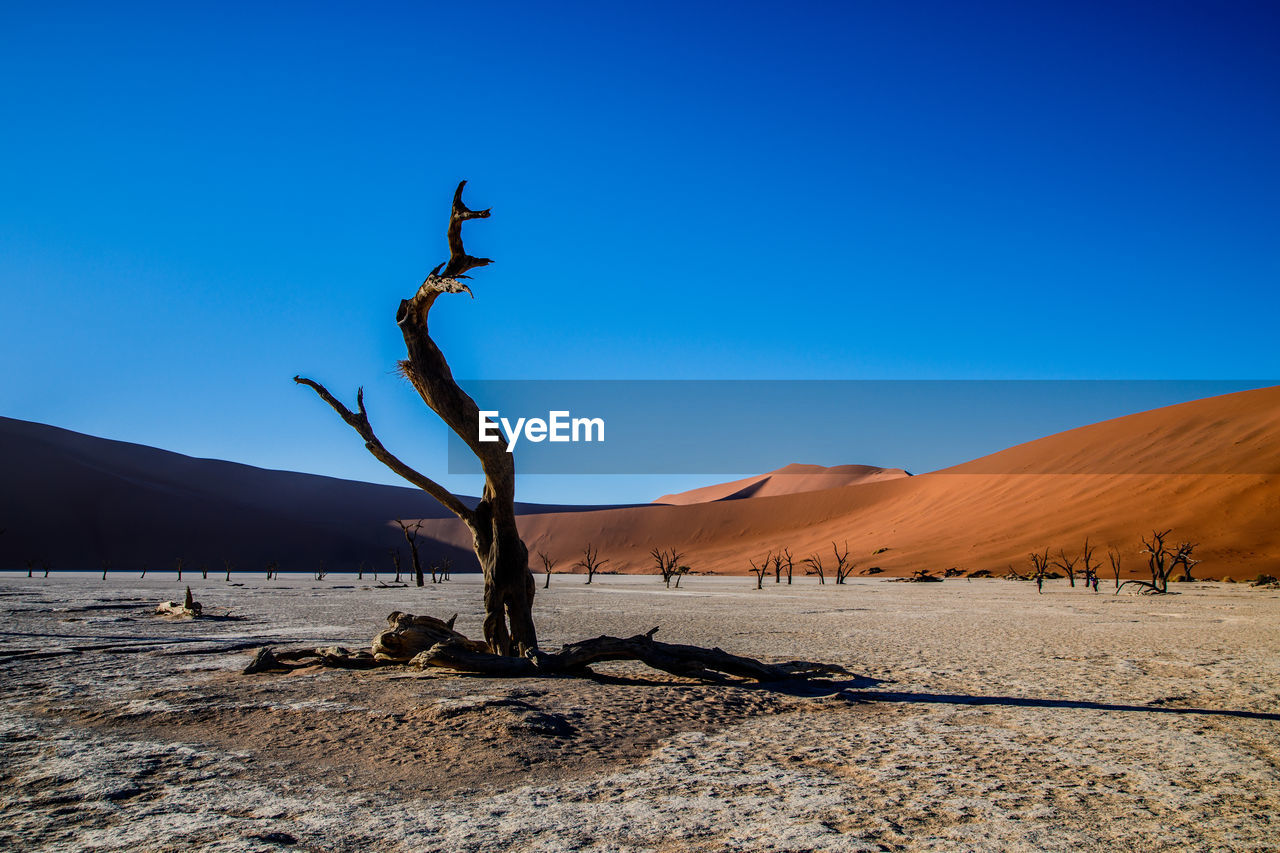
[1107,547,1122,591]
[1119,529,1175,594]
[1052,548,1078,588]
[832,540,856,584]
[1029,549,1051,592]
[749,554,771,589]
[803,553,826,585]
[651,547,685,588]
[1080,537,1100,590]
[538,550,556,589]
[1171,541,1200,582]
[395,519,427,587]
[576,543,608,585]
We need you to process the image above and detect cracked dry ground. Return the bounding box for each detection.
[2,574,1278,852]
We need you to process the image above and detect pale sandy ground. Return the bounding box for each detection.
[1,572,1278,852]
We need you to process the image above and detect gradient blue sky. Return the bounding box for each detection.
[2,2,1277,503]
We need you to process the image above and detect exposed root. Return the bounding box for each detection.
[244,612,853,684]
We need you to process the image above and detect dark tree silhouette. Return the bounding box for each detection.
[832,541,856,584]
[1119,529,1177,594]
[537,551,556,589]
[1170,541,1200,582]
[1029,548,1051,593]
[395,519,427,587]
[749,553,771,589]
[575,543,608,585]
[803,553,827,585]
[651,547,686,588]
[1052,548,1078,588]
[779,548,795,584]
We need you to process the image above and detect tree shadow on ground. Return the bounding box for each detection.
[838,688,1280,721]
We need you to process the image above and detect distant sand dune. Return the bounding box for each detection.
[654,463,911,505]
[4,385,1279,578]
[422,385,1280,578]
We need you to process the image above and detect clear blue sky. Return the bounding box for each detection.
[2,1,1277,503]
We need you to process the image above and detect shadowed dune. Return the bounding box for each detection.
[0,417,623,572]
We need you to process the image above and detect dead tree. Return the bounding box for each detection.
[42,560,50,578]
[651,547,685,588]
[395,519,427,587]
[296,181,538,655]
[266,560,279,581]
[176,557,184,581]
[575,543,608,585]
[803,553,826,585]
[781,549,794,584]
[389,549,402,584]
[832,541,856,584]
[437,556,452,582]
[1080,538,1100,590]
[200,563,209,580]
[1170,541,1200,582]
[26,559,34,578]
[286,181,853,680]
[1119,529,1175,594]
[749,554,771,589]
[1029,549,1051,593]
[1107,547,1122,591]
[1052,548,1078,588]
[225,559,234,582]
[671,564,690,588]
[537,551,556,589]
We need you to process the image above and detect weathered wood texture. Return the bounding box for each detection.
[244,612,851,684]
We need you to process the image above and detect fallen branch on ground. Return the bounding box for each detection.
[244,611,852,683]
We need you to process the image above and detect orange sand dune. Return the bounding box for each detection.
[654,463,911,505]
[419,385,1280,579]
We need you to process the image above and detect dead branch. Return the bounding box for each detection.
[246,612,854,684]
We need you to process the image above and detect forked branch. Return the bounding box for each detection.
[292,376,475,526]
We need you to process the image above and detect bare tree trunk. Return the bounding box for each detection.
[297,181,536,656]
